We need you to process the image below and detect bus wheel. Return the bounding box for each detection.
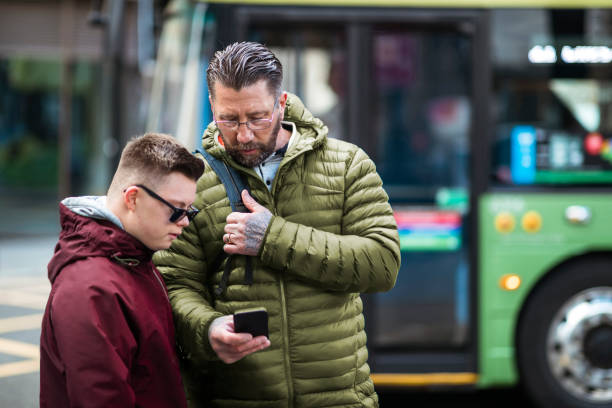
[517,259,612,408]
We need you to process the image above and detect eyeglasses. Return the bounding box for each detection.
[136,184,199,223]
[214,99,279,132]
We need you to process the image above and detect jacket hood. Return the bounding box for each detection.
[61,195,123,229]
[48,202,153,284]
[202,92,328,159]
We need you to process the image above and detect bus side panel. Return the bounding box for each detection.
[478,192,612,387]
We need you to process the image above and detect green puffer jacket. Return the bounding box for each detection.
[153,93,400,408]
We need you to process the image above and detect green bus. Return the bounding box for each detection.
[148,1,612,406]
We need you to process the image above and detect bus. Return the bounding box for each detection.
[147,1,612,407]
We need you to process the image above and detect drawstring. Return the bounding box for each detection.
[214,255,254,297]
[215,255,234,297]
[244,257,253,285]
[111,254,140,266]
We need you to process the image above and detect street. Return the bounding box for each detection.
[379,387,536,407]
[0,237,55,408]
[0,192,57,408]
[0,233,539,407]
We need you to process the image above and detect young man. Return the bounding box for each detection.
[154,42,401,407]
[40,133,204,408]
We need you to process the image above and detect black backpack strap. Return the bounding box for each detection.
[215,254,233,297]
[195,147,254,295]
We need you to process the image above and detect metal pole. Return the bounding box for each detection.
[58,0,75,199]
[97,0,125,183]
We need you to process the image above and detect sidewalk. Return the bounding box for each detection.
[0,188,58,408]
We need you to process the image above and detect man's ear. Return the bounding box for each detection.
[123,186,139,211]
[279,91,288,120]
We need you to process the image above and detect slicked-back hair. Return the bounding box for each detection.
[109,133,204,195]
[207,41,283,100]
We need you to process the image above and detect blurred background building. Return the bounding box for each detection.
[0,0,161,238]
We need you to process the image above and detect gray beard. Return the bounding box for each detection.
[224,117,282,167]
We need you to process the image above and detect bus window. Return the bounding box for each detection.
[248,26,347,141]
[370,28,472,348]
[491,9,612,185]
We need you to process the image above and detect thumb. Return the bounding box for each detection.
[242,190,265,212]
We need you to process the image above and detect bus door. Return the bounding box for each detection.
[220,5,489,380]
[362,15,489,380]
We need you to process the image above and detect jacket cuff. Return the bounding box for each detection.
[258,215,278,259]
[259,215,292,270]
[195,313,224,363]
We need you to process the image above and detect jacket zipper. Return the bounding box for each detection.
[227,143,310,407]
[270,156,296,407]
[151,267,170,302]
[279,275,294,407]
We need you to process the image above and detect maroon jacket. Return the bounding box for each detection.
[40,203,188,408]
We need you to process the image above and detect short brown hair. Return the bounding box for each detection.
[108,133,204,195]
[207,41,283,100]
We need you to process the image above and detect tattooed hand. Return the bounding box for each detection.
[223,190,273,256]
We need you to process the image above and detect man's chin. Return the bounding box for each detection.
[232,150,269,167]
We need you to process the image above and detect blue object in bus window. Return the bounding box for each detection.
[511,125,536,184]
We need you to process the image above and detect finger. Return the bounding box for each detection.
[223,233,237,245]
[241,190,264,213]
[226,212,243,225]
[217,331,253,347]
[235,337,270,354]
[224,224,243,238]
[210,318,252,344]
[227,331,253,344]
[223,244,240,255]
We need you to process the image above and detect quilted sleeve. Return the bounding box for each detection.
[260,147,400,293]
[153,217,223,365]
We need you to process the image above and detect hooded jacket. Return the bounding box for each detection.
[40,198,188,408]
[154,93,400,408]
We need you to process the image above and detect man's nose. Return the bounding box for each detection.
[236,124,254,144]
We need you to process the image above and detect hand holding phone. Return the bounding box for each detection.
[233,307,268,338]
[209,315,270,364]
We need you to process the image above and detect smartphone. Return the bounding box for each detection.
[233,307,268,338]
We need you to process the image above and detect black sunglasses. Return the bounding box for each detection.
[136,184,199,223]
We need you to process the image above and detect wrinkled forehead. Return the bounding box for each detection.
[211,80,277,114]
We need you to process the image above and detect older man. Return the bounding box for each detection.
[154,41,400,408]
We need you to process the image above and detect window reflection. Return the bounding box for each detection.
[371,29,472,348]
[248,27,347,140]
[372,30,471,200]
[491,9,612,186]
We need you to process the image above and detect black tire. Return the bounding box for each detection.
[517,256,612,408]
